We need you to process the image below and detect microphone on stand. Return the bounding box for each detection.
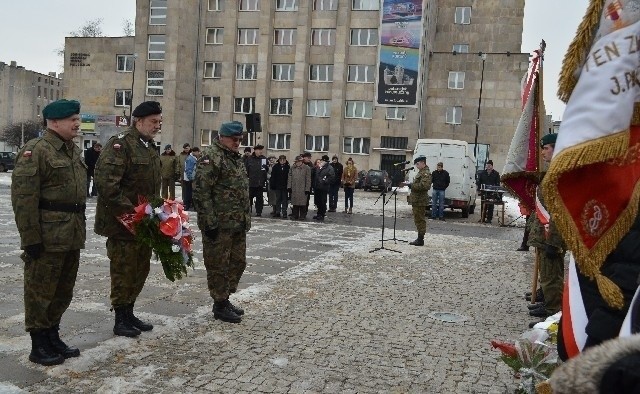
[393,160,411,166]
[400,167,414,172]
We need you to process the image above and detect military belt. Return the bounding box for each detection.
[38,200,86,213]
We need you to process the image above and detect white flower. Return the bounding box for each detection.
[171,244,181,253]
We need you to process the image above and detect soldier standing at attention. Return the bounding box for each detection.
[401,155,432,246]
[194,121,250,323]
[11,99,86,366]
[159,144,178,200]
[94,101,162,338]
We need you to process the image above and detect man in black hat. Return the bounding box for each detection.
[476,159,501,223]
[328,155,343,212]
[245,144,268,216]
[401,156,432,246]
[12,99,86,365]
[94,101,162,338]
[312,155,335,220]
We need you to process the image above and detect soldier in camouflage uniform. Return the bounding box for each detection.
[94,101,162,337]
[194,121,250,323]
[528,133,566,320]
[11,99,86,366]
[402,156,432,246]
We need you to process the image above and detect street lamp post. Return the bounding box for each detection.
[473,52,487,164]
[129,53,138,120]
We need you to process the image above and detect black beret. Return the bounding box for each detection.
[414,155,426,164]
[132,101,162,117]
[42,99,81,120]
[322,154,330,162]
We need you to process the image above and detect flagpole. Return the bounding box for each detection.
[531,40,545,305]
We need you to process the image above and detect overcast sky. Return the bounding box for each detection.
[0,0,587,120]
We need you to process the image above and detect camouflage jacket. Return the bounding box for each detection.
[94,127,161,239]
[11,130,87,251]
[527,184,566,252]
[193,141,250,232]
[160,152,178,179]
[409,166,432,207]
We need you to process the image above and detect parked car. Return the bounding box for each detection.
[363,169,391,191]
[354,170,367,189]
[0,152,16,172]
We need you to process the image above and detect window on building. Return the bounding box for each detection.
[204,62,222,78]
[116,55,135,72]
[148,35,166,60]
[343,137,370,154]
[306,99,331,117]
[236,63,257,80]
[241,132,256,147]
[146,71,164,96]
[272,64,294,81]
[309,64,333,82]
[149,0,167,25]
[455,6,471,24]
[311,29,335,46]
[270,98,293,115]
[350,28,378,46]
[50,90,54,100]
[313,0,337,10]
[268,133,291,150]
[347,64,374,83]
[345,101,373,119]
[274,29,297,45]
[115,89,132,107]
[44,87,48,98]
[56,91,60,100]
[276,0,298,11]
[239,0,259,11]
[385,107,407,120]
[203,96,221,112]
[37,86,41,97]
[352,0,379,10]
[448,71,465,89]
[446,106,462,124]
[201,129,219,146]
[453,43,469,53]
[305,135,329,152]
[208,0,224,11]
[380,136,408,149]
[234,97,256,113]
[238,28,259,45]
[206,28,224,44]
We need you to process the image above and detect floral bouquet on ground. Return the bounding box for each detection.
[118,196,195,282]
[490,328,559,394]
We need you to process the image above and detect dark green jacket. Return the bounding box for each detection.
[94,127,161,239]
[409,166,432,207]
[11,130,87,251]
[194,141,250,232]
[528,184,566,252]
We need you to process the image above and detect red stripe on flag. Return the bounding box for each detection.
[561,278,581,358]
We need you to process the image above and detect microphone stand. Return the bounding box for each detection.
[369,188,401,254]
[383,178,408,244]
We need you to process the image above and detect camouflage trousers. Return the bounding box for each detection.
[538,249,565,314]
[202,230,247,302]
[106,238,152,307]
[412,205,427,236]
[23,250,80,332]
[161,177,176,200]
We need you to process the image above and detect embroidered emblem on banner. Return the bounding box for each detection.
[581,199,610,238]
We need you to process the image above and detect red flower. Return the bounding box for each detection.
[181,235,192,253]
[159,216,181,237]
[491,340,518,359]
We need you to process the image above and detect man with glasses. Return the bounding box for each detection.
[194,121,250,323]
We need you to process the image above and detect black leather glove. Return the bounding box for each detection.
[544,244,560,258]
[204,228,218,240]
[25,243,44,260]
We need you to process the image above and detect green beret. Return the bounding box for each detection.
[540,133,558,147]
[414,155,426,165]
[132,101,162,117]
[219,121,244,136]
[42,99,81,120]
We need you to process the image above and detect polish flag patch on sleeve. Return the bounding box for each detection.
[23,151,32,157]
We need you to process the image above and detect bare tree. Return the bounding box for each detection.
[122,19,135,36]
[0,120,43,149]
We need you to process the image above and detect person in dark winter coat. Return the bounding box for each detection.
[328,155,343,212]
[245,144,268,216]
[312,155,335,221]
[288,156,312,220]
[84,142,102,197]
[430,162,450,221]
[269,155,290,218]
[476,160,501,223]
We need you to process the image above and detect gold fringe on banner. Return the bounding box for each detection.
[557,0,606,103]
[542,130,640,309]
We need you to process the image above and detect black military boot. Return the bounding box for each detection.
[127,304,153,332]
[48,325,80,358]
[113,306,141,337]
[213,301,242,323]
[409,234,424,246]
[29,330,64,366]
[226,299,244,316]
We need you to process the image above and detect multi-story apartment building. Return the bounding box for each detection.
[0,61,63,149]
[64,0,529,173]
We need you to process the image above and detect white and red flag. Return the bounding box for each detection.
[542,0,640,355]
[501,47,544,211]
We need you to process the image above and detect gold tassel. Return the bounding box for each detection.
[595,273,625,310]
[557,0,605,103]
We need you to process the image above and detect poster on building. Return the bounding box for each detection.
[376,0,424,107]
[80,114,96,133]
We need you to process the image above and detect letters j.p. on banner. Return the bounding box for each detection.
[376,0,424,107]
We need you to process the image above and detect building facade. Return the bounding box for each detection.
[65,0,528,173]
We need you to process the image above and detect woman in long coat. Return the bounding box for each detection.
[287,155,312,220]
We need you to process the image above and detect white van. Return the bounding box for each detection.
[406,139,478,217]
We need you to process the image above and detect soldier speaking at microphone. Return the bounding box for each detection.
[401,155,432,246]
[11,99,86,366]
